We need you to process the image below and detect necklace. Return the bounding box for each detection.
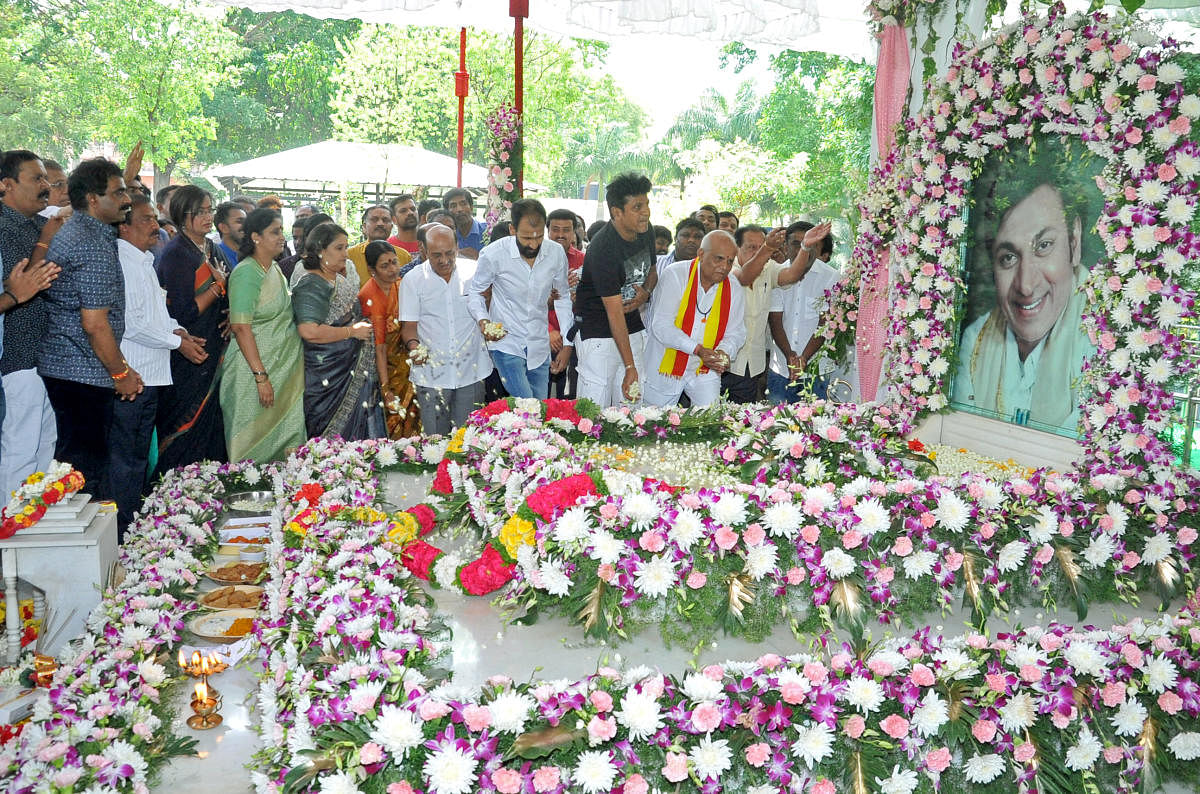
[695,284,717,318]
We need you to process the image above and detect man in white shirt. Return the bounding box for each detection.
[643,231,746,407]
[767,221,841,403]
[722,222,831,403]
[400,225,493,435]
[466,198,572,400]
[112,193,207,538]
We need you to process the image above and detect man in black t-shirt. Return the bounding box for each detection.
[573,172,656,406]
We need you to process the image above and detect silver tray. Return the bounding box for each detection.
[224,490,275,516]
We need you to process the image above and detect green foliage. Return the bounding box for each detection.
[198,9,360,164]
[756,51,875,220]
[330,26,645,187]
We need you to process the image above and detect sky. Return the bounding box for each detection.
[599,36,783,140]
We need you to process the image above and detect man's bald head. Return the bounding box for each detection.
[423,223,458,280]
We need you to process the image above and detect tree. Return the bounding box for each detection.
[755,51,874,220]
[56,0,237,181]
[198,9,360,164]
[329,25,645,186]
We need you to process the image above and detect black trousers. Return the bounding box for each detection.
[721,370,763,404]
[107,385,159,539]
[43,377,115,502]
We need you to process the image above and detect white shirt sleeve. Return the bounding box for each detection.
[648,265,697,354]
[465,246,496,324]
[716,280,747,360]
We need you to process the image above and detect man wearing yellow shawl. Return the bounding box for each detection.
[953,140,1099,434]
[643,231,745,407]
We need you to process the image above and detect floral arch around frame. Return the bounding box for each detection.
[826,2,1200,493]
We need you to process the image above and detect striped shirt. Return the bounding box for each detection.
[117,239,181,386]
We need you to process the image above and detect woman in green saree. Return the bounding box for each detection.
[219,209,306,462]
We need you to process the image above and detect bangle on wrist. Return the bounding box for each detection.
[251,369,267,376]
[1,289,17,307]
[405,339,420,350]
[624,364,636,371]
[33,241,48,251]
[111,363,130,382]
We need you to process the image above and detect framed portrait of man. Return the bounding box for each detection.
[950,136,1105,438]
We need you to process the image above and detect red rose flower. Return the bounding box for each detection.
[907,439,927,453]
[477,399,511,419]
[401,540,443,580]
[526,473,598,521]
[294,482,325,504]
[407,504,437,536]
[544,399,581,424]
[458,543,515,595]
[43,487,62,506]
[0,518,17,540]
[432,459,454,494]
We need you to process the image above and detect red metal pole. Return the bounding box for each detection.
[510,0,527,194]
[455,27,469,188]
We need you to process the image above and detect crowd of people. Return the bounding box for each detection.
[0,151,840,538]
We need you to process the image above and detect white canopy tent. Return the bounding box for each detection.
[199,0,876,58]
[205,139,498,198]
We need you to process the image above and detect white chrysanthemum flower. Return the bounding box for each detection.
[553,506,593,545]
[1133,90,1160,117]
[621,492,659,528]
[1007,644,1043,669]
[371,705,424,759]
[539,562,572,596]
[1159,62,1185,83]
[1083,533,1117,569]
[1130,225,1160,254]
[1065,729,1099,772]
[633,554,675,598]
[1141,533,1172,566]
[1138,179,1166,204]
[912,690,949,736]
[762,502,802,537]
[1164,195,1195,225]
[997,540,1028,573]
[1064,641,1107,677]
[792,722,835,768]
[690,736,732,779]
[843,676,885,713]
[934,491,970,531]
[822,547,856,579]
[902,550,937,580]
[933,646,979,680]
[102,740,148,781]
[318,771,362,794]
[802,457,828,482]
[1157,295,1184,326]
[1029,506,1056,544]
[964,754,1005,783]
[745,543,778,580]
[853,497,890,535]
[589,531,624,566]
[616,690,662,740]
[772,431,806,454]
[876,765,920,794]
[1144,655,1178,694]
[710,492,748,525]
[573,750,617,793]
[1168,731,1200,760]
[683,672,724,702]
[488,691,535,734]
[669,507,705,549]
[999,692,1036,733]
[423,744,478,794]
[137,659,167,686]
[1180,93,1200,119]
[1111,698,1148,737]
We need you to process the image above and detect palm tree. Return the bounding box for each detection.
[553,121,644,219]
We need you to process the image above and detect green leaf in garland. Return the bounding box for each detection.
[506,724,588,761]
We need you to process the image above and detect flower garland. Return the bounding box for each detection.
[866,4,1199,492]
[820,142,909,366]
[484,102,522,232]
[0,461,85,539]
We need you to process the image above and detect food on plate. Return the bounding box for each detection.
[208,562,265,582]
[224,617,254,637]
[200,587,261,609]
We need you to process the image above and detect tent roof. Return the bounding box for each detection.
[205,140,498,196]
[202,0,875,59]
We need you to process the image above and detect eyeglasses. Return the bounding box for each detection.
[193,207,215,217]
